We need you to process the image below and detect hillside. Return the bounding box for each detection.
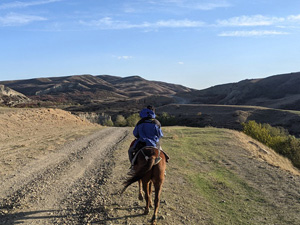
[157,104,300,137]
[0,109,299,224]
[2,72,300,112]
[99,75,191,97]
[0,74,193,107]
[177,72,300,110]
[2,72,300,136]
[0,85,31,106]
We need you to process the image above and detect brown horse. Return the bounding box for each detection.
[122,146,166,225]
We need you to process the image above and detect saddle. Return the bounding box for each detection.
[132,144,170,166]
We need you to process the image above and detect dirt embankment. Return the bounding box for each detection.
[0,107,100,178]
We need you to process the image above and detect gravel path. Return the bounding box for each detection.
[1,126,300,225]
[0,127,131,225]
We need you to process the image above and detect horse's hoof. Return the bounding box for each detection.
[138,193,144,201]
[151,216,157,225]
[144,208,150,215]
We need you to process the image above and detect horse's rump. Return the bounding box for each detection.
[131,146,160,166]
[122,147,164,192]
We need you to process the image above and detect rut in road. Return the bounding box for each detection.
[0,127,131,225]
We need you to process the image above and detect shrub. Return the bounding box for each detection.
[115,115,127,127]
[157,112,177,126]
[126,113,140,127]
[103,118,114,127]
[243,120,300,169]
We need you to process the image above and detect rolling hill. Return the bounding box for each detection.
[2,72,300,111]
[0,74,193,105]
[2,72,300,137]
[177,72,300,110]
[156,104,300,137]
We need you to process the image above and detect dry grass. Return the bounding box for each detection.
[230,130,300,176]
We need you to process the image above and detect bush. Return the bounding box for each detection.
[243,120,300,169]
[115,115,127,127]
[126,113,140,127]
[103,118,114,127]
[157,112,177,126]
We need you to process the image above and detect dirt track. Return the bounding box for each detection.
[0,127,131,224]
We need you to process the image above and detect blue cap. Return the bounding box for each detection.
[139,108,156,119]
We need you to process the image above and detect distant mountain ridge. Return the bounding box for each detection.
[177,72,300,110]
[1,72,300,111]
[0,74,193,107]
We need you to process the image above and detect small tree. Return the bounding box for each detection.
[115,115,127,127]
[126,113,140,127]
[158,112,177,126]
[103,118,114,127]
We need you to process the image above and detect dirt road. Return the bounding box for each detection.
[0,127,131,225]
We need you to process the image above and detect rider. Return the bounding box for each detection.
[128,105,163,165]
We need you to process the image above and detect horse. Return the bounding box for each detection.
[122,146,166,225]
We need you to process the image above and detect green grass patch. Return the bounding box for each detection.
[161,127,283,225]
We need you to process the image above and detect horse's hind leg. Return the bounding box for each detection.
[148,181,153,208]
[142,180,151,215]
[138,179,144,201]
[151,182,163,224]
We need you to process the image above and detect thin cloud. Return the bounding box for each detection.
[117,56,133,60]
[156,19,205,27]
[217,15,285,27]
[145,0,231,10]
[0,0,62,9]
[287,14,300,21]
[80,17,205,29]
[112,55,133,60]
[218,30,289,37]
[191,2,231,10]
[0,13,47,26]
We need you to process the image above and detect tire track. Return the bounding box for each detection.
[0,127,131,225]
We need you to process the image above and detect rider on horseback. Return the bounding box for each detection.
[128,106,163,166]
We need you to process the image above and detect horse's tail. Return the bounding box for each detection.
[121,154,156,194]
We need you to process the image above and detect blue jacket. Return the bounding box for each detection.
[133,108,163,147]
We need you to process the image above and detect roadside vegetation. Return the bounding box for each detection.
[109,112,177,127]
[243,120,300,169]
[103,113,140,127]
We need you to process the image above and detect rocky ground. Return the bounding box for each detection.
[0,127,131,224]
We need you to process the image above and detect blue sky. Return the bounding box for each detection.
[1,0,300,89]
